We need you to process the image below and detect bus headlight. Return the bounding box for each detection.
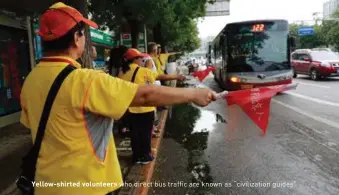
[230,77,240,83]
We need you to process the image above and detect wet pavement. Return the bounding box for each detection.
[150,75,339,195]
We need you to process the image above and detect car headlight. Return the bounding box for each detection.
[321,62,331,67]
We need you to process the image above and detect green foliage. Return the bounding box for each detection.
[322,10,339,51]
[289,9,339,51]
[89,0,209,52]
[289,23,326,49]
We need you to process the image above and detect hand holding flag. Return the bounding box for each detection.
[186,72,298,135]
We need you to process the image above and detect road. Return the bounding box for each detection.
[150,75,339,195]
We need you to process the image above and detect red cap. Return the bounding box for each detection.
[124,49,148,60]
[38,2,98,41]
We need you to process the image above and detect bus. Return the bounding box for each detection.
[208,19,295,90]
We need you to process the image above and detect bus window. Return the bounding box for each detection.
[227,21,289,72]
[221,36,227,68]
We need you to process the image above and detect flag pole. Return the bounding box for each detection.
[215,83,298,100]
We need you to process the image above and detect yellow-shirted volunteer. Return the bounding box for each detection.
[153,56,164,75]
[119,63,159,113]
[156,44,182,73]
[117,48,186,164]
[20,2,216,195]
[159,53,170,69]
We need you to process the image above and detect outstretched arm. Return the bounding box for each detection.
[156,74,185,81]
[168,52,183,56]
[130,84,215,107]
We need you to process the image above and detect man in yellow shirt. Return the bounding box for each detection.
[148,43,164,75]
[118,48,185,164]
[20,2,216,195]
[157,44,182,74]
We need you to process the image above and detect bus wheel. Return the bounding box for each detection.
[310,69,319,81]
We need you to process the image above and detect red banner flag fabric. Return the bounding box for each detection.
[224,85,288,135]
[192,66,215,81]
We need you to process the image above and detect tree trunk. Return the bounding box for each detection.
[60,0,93,68]
[129,19,139,49]
[153,22,161,44]
[152,22,166,50]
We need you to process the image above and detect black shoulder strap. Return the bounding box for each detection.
[131,67,140,83]
[158,56,163,66]
[32,65,76,151]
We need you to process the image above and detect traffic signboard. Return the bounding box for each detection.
[122,33,131,40]
[297,27,314,36]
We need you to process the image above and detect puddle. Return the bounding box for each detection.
[165,101,226,194]
[192,110,225,134]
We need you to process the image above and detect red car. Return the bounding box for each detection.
[291,49,339,80]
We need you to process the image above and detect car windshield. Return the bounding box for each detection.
[310,51,339,61]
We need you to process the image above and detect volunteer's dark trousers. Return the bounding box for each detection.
[129,111,155,157]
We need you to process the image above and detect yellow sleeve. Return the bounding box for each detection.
[20,94,30,128]
[153,57,164,75]
[77,71,138,120]
[145,68,159,83]
[160,54,170,64]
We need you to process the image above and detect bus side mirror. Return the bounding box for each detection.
[208,45,212,63]
[289,36,296,48]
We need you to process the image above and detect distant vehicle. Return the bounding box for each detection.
[208,19,294,90]
[291,49,339,80]
[184,59,195,73]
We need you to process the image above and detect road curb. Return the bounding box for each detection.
[133,110,168,195]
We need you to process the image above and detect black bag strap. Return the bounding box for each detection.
[158,56,163,66]
[31,65,76,158]
[131,67,140,83]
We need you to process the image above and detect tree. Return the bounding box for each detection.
[322,10,339,51]
[289,23,326,49]
[90,0,162,48]
[148,0,208,51]
[89,0,211,52]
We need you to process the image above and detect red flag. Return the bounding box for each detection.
[192,66,215,81]
[225,85,288,135]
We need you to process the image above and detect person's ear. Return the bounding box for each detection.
[74,31,83,48]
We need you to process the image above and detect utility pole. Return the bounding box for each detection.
[313,12,321,25]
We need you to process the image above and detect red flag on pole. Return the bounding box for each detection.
[224,84,291,135]
[192,66,215,81]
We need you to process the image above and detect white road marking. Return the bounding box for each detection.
[295,81,331,89]
[283,91,339,107]
[328,142,337,147]
[314,154,323,161]
[272,99,339,130]
[289,123,339,154]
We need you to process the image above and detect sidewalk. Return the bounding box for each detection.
[0,110,169,195]
[0,83,175,195]
[115,110,168,195]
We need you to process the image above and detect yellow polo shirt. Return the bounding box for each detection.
[20,56,138,195]
[118,63,158,114]
[159,53,170,67]
[152,57,164,75]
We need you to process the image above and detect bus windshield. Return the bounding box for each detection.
[227,21,290,73]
